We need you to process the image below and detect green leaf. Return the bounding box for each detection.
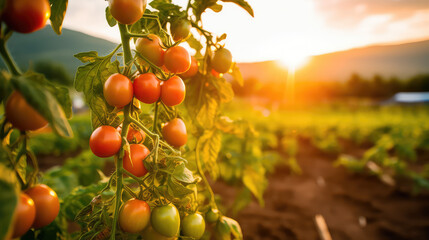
[0,163,19,240]
[186,35,204,58]
[49,0,69,35]
[208,3,223,12]
[221,0,254,17]
[196,94,218,128]
[172,162,195,184]
[220,216,243,240]
[199,130,222,179]
[105,7,117,27]
[231,188,252,216]
[167,177,194,198]
[209,76,234,103]
[11,72,73,137]
[74,50,121,129]
[242,165,266,206]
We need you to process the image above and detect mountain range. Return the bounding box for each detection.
[1,27,428,82]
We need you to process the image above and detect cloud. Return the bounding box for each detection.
[315,0,429,28]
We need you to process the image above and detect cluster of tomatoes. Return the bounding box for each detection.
[118,200,207,239]
[10,185,60,239]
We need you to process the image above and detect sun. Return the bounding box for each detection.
[277,50,310,71]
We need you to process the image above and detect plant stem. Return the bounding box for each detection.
[195,138,216,208]
[110,23,133,240]
[0,39,21,75]
[152,101,160,132]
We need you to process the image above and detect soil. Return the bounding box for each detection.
[212,139,429,240]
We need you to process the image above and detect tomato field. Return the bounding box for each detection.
[1,0,429,240]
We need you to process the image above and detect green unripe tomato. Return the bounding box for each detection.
[141,225,176,240]
[170,19,191,42]
[205,209,219,223]
[211,48,232,73]
[151,204,180,237]
[182,213,205,239]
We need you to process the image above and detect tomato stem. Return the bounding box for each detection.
[195,138,217,208]
[152,101,160,132]
[0,39,22,75]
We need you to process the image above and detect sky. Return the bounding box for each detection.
[63,0,429,65]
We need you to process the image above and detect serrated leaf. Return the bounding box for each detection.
[210,76,234,103]
[172,163,195,184]
[196,94,218,128]
[231,188,252,216]
[221,0,254,17]
[105,7,117,27]
[242,166,266,206]
[0,163,19,240]
[49,0,68,35]
[167,177,194,198]
[11,72,73,137]
[74,51,121,129]
[199,130,222,179]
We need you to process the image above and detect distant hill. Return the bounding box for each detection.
[239,40,429,82]
[1,27,428,83]
[1,27,117,75]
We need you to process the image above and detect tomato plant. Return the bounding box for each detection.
[3,0,51,34]
[25,184,60,229]
[11,193,36,238]
[108,0,147,25]
[89,125,122,157]
[181,213,205,239]
[133,73,161,104]
[162,118,187,148]
[119,198,150,233]
[161,76,186,107]
[118,124,146,143]
[0,2,70,239]
[122,144,149,177]
[164,46,191,74]
[151,204,180,237]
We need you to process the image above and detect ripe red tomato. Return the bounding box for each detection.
[12,193,36,238]
[108,0,147,25]
[170,19,191,42]
[164,46,191,74]
[123,144,150,177]
[135,34,165,67]
[151,204,180,237]
[103,73,133,108]
[5,91,48,131]
[117,125,146,143]
[162,118,187,148]
[212,48,232,73]
[119,198,150,233]
[182,213,206,239]
[25,184,60,229]
[90,126,122,157]
[3,0,51,34]
[180,56,198,79]
[160,76,185,107]
[133,73,161,104]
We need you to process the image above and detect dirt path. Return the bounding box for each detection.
[213,140,429,240]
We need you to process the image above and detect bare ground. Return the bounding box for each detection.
[212,140,429,240]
